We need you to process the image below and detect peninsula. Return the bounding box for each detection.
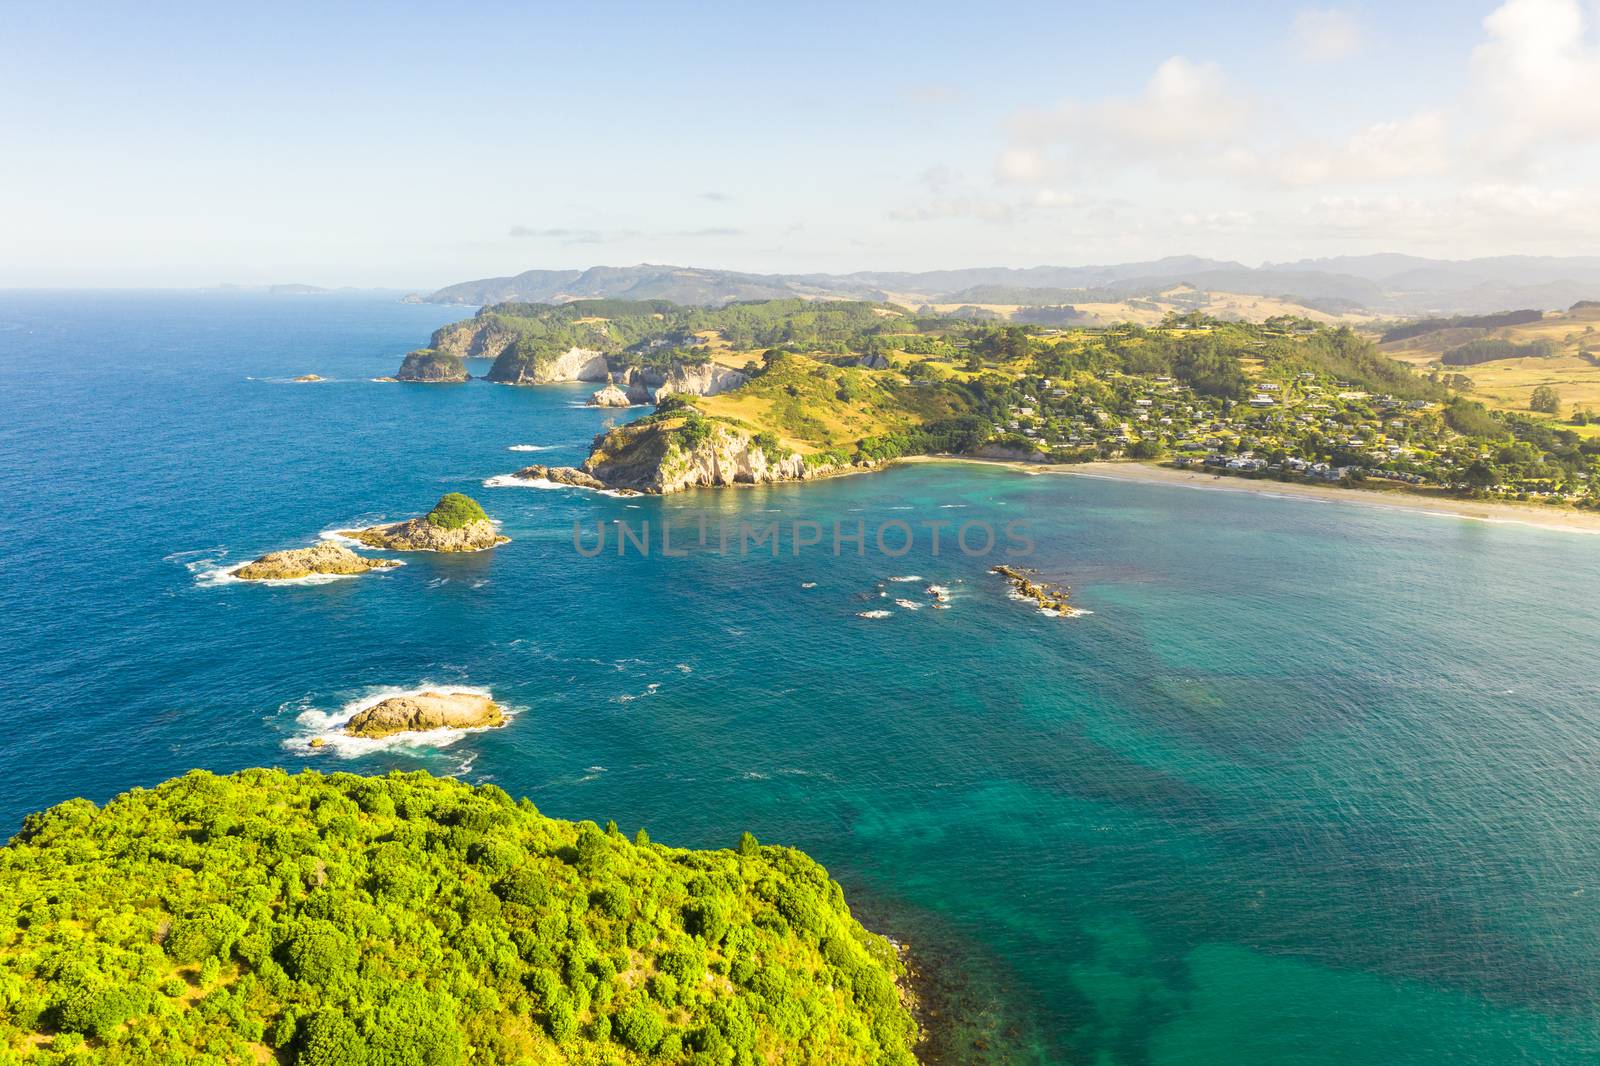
[393,348,468,382]
[429,297,1600,506]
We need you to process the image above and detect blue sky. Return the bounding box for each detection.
[5,1,1598,287]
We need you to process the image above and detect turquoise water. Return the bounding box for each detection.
[4,292,1600,1064]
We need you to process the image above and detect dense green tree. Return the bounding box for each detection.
[0,770,918,1064]
[1463,460,1501,490]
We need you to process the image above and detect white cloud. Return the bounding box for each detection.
[1177,209,1256,230]
[995,148,1046,183]
[906,4,1600,257]
[1291,8,1363,61]
[999,52,1447,191]
[1275,112,1452,185]
[507,225,743,243]
[1302,183,1600,245]
[901,83,959,106]
[891,166,1017,223]
[1030,188,1077,208]
[888,196,1016,224]
[1011,56,1250,163]
[1471,0,1600,156]
[1459,181,1600,224]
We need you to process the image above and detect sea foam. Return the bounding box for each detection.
[483,473,632,497]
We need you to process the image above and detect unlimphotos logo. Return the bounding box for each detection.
[571,514,1034,558]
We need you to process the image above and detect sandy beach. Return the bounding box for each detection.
[899,456,1600,536]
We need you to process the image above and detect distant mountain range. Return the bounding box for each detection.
[419,256,1600,317]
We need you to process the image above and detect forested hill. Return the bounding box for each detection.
[0,769,918,1065]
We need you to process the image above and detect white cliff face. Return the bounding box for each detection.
[614,362,748,402]
[653,428,801,493]
[489,345,610,385]
[652,425,825,493]
[654,363,748,400]
[541,346,611,383]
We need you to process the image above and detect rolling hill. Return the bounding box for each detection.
[420,256,1600,317]
[1382,302,1600,428]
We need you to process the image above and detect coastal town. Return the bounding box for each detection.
[406,295,1600,508]
[976,317,1597,506]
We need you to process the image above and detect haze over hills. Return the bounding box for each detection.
[421,256,1600,318]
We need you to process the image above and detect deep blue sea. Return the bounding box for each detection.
[4,292,1600,1064]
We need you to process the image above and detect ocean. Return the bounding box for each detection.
[3,291,1599,1064]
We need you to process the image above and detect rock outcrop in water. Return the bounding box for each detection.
[231,543,399,581]
[991,564,1076,615]
[395,348,468,382]
[341,493,509,552]
[588,382,634,407]
[509,464,639,494]
[344,690,505,738]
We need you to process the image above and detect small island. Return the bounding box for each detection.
[230,542,399,581]
[344,689,504,738]
[588,382,634,407]
[340,492,509,552]
[393,347,468,382]
[292,374,325,382]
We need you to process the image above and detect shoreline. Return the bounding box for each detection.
[897,456,1600,536]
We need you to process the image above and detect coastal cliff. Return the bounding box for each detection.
[428,305,756,392]
[486,341,609,385]
[622,362,748,400]
[394,348,468,382]
[424,304,982,497]
[655,361,748,399]
[583,415,848,494]
[429,317,519,360]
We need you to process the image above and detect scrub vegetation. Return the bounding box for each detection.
[0,769,917,1065]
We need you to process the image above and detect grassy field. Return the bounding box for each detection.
[912,287,1378,327]
[695,353,962,453]
[1382,305,1600,433]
